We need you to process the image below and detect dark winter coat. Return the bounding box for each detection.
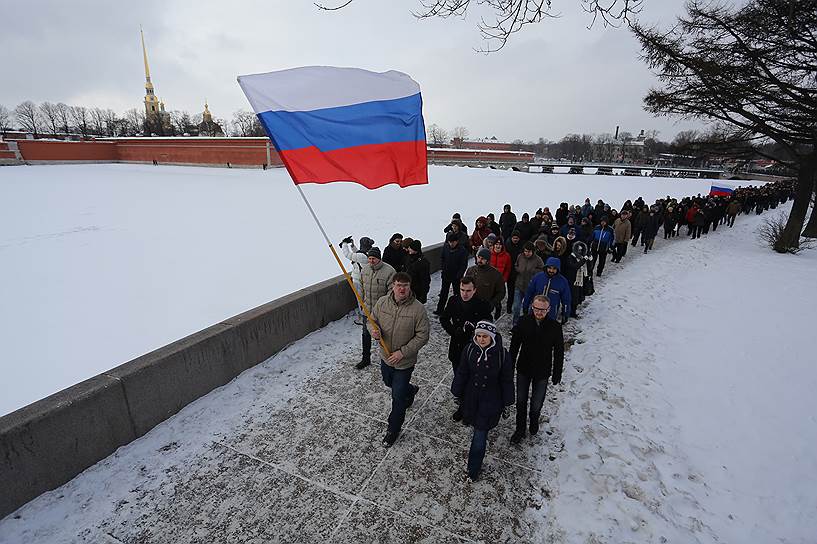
[513,218,535,241]
[642,213,661,240]
[404,252,431,303]
[499,211,518,239]
[504,236,525,278]
[693,209,707,227]
[465,263,506,309]
[440,243,469,281]
[382,241,406,272]
[510,314,564,382]
[522,258,572,321]
[561,252,584,286]
[451,334,514,431]
[440,295,494,364]
[555,206,569,227]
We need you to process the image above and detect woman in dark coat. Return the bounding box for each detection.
[451,321,514,482]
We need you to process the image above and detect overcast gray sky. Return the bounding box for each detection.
[0,0,706,142]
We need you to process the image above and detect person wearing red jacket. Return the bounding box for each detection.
[686,204,699,236]
[489,239,512,320]
[470,216,492,258]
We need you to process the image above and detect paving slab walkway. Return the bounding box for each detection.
[1,274,569,544]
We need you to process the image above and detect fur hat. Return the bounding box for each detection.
[367,247,381,259]
[477,248,492,261]
[474,320,497,340]
[359,237,374,252]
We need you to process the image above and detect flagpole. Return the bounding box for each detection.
[294,184,391,357]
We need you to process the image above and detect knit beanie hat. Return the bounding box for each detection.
[446,232,458,242]
[409,239,422,253]
[367,247,381,259]
[477,248,492,261]
[475,320,497,340]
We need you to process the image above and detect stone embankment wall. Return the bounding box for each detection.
[0,244,444,518]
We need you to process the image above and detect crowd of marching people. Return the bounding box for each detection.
[340,179,793,482]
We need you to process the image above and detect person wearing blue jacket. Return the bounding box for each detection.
[522,257,572,324]
[590,217,615,276]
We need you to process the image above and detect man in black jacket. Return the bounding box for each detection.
[499,204,517,239]
[382,233,406,271]
[405,240,431,303]
[440,276,493,421]
[509,295,564,443]
[435,232,469,315]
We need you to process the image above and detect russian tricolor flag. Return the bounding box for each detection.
[709,182,735,197]
[238,66,428,190]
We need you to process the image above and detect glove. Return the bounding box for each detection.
[339,236,353,247]
[502,407,510,419]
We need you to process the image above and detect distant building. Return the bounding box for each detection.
[141,28,172,135]
[456,137,516,151]
[197,101,224,136]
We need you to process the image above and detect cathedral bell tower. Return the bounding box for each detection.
[141,28,161,119]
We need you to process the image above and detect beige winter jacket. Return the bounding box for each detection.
[613,218,632,244]
[360,261,396,309]
[370,291,430,369]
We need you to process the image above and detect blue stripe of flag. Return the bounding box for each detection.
[258,93,425,152]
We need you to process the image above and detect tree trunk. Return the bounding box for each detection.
[800,172,817,238]
[775,152,815,252]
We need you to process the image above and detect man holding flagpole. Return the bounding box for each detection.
[370,272,430,447]
[238,65,429,445]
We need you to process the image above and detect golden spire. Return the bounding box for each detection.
[140,26,153,89]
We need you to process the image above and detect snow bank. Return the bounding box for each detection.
[0,164,753,415]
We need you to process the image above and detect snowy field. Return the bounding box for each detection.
[1,199,814,543]
[0,164,756,414]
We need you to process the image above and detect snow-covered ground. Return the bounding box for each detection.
[548,205,817,542]
[1,196,814,543]
[0,163,745,415]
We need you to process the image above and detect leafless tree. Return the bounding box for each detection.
[70,106,90,138]
[451,125,470,146]
[123,108,146,136]
[55,103,72,134]
[14,101,41,136]
[427,123,449,146]
[39,102,62,136]
[594,133,614,161]
[632,0,817,251]
[316,0,643,51]
[170,110,193,135]
[231,109,257,137]
[89,107,107,136]
[0,104,11,134]
[101,109,119,136]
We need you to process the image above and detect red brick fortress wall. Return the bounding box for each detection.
[16,140,119,162]
[109,138,282,168]
[10,137,283,168]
